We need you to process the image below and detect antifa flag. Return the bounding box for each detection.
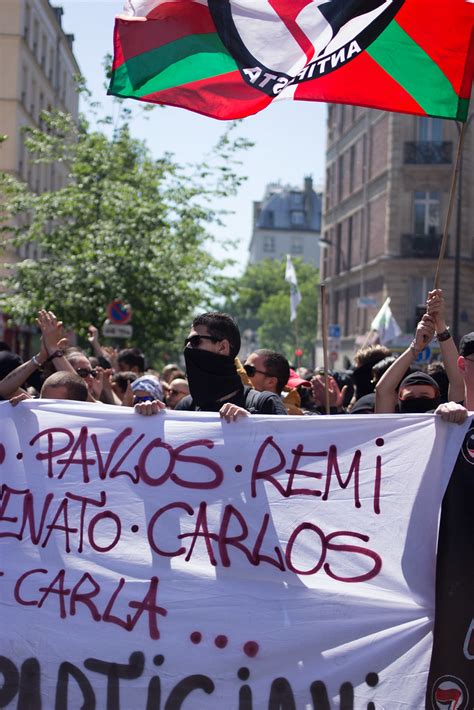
[109,0,474,121]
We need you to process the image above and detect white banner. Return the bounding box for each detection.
[0,402,469,708]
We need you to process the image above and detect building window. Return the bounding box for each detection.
[337,155,344,202]
[414,191,440,235]
[49,48,54,81]
[40,34,46,68]
[32,18,39,57]
[291,236,303,254]
[417,117,443,143]
[290,210,305,227]
[24,4,30,42]
[21,66,28,106]
[18,131,25,177]
[263,235,275,253]
[349,144,356,194]
[30,79,36,118]
[290,192,303,208]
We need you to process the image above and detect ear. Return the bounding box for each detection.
[266,374,278,389]
[218,339,231,356]
[458,356,466,374]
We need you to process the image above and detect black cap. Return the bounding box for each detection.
[351,393,376,414]
[399,371,440,393]
[459,332,474,358]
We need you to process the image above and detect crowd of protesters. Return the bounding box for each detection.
[0,289,472,425]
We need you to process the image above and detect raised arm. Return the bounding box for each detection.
[36,310,75,374]
[426,289,465,403]
[0,352,45,399]
[375,314,435,413]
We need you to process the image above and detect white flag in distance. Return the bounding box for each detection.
[370,297,402,344]
[285,254,302,322]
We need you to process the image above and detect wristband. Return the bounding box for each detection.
[436,327,451,342]
[409,340,422,359]
[47,350,65,361]
[31,354,42,368]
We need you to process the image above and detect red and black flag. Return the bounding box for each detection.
[109,0,474,120]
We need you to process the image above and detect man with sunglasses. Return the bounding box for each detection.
[137,312,287,420]
[243,350,290,397]
[165,378,189,409]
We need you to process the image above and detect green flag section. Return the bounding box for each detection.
[108,0,474,121]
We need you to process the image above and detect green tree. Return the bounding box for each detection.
[0,106,249,363]
[225,258,319,365]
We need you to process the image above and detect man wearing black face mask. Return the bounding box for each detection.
[396,371,441,414]
[135,313,287,421]
[375,312,437,414]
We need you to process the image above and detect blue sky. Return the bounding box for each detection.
[59,0,327,274]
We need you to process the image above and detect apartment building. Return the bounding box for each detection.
[320,105,473,363]
[0,0,80,349]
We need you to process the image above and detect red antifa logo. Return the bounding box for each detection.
[432,676,469,710]
[209,0,405,95]
[461,428,474,466]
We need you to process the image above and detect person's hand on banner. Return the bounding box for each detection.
[219,403,250,422]
[435,401,468,424]
[9,392,33,406]
[134,400,166,415]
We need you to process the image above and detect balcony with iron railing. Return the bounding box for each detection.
[404,141,453,164]
[400,233,444,258]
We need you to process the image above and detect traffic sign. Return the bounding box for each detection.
[416,345,431,364]
[102,323,133,339]
[358,297,378,308]
[106,299,132,325]
[328,324,341,338]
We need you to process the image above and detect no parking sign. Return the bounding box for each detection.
[106,299,132,325]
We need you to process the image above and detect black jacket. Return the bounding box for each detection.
[176,385,287,415]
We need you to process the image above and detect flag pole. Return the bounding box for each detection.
[320,284,331,415]
[294,313,299,368]
[434,120,468,289]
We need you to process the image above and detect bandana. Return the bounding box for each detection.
[131,376,163,401]
[184,347,242,410]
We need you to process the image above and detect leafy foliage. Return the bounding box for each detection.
[224,258,319,365]
[0,106,250,363]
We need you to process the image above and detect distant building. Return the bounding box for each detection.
[0,0,80,351]
[318,105,473,365]
[248,177,322,267]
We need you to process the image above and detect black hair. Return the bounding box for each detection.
[117,348,146,373]
[192,312,241,359]
[254,349,290,393]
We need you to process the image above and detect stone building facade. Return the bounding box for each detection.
[0,0,80,348]
[319,104,473,364]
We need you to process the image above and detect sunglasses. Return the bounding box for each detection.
[133,395,155,403]
[243,363,271,378]
[184,334,220,348]
[76,368,97,379]
[168,388,187,396]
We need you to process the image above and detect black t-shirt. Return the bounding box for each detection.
[176,385,287,415]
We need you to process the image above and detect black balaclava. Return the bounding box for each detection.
[184,347,243,410]
[398,371,441,414]
[398,396,441,414]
